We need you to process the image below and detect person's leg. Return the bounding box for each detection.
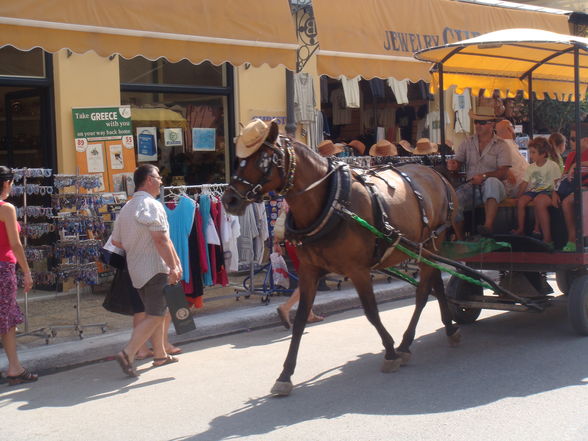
[454,183,473,240]
[1,327,23,376]
[133,312,153,359]
[123,315,165,363]
[514,195,532,234]
[534,193,553,243]
[562,194,576,248]
[482,178,506,232]
[277,288,323,328]
[163,311,181,355]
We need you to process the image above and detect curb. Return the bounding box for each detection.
[3,279,417,375]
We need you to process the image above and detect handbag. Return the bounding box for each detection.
[100,235,126,270]
[164,284,196,335]
[102,265,135,316]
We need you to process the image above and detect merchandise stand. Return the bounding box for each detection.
[14,168,54,342]
[49,171,107,339]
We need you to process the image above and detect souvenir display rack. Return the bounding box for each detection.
[11,168,55,342]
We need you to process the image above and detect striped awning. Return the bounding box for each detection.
[0,0,298,69]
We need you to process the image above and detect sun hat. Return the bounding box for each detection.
[469,105,498,121]
[235,118,270,158]
[397,140,414,153]
[413,138,438,155]
[369,139,398,156]
[348,140,366,155]
[317,140,345,157]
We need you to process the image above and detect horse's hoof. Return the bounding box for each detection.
[396,350,412,365]
[271,381,293,396]
[448,328,462,347]
[380,357,402,373]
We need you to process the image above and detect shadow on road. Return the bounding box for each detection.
[179,299,588,441]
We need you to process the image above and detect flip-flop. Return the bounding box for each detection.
[307,315,324,324]
[152,356,179,368]
[116,351,138,377]
[6,368,38,386]
[276,307,291,330]
[166,347,182,356]
[135,350,154,360]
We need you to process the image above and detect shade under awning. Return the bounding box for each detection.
[312,0,570,81]
[415,28,588,99]
[0,0,298,70]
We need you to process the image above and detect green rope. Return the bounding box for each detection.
[346,210,495,291]
[383,267,419,286]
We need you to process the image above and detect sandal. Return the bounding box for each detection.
[135,350,154,360]
[307,314,324,324]
[152,356,179,368]
[7,368,38,386]
[166,347,182,356]
[115,350,138,378]
[277,307,291,330]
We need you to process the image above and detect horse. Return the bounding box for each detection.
[222,120,460,396]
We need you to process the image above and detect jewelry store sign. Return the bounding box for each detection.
[72,106,134,152]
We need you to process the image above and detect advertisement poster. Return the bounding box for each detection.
[137,127,158,162]
[109,144,124,169]
[164,128,183,147]
[86,143,105,173]
[192,128,216,151]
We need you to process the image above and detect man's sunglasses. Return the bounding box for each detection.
[473,120,492,126]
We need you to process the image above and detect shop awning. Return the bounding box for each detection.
[0,0,298,69]
[415,28,588,99]
[312,0,570,81]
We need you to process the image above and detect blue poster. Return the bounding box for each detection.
[192,128,216,151]
[137,127,158,162]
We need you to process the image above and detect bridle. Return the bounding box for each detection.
[229,135,297,203]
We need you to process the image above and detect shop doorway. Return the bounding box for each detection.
[1,86,52,168]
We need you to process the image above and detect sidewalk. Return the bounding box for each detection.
[1,275,417,375]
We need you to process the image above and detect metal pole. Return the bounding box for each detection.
[528,74,534,140]
[22,170,29,333]
[285,70,296,136]
[573,47,583,252]
[438,64,446,150]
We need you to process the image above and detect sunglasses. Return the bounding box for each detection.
[473,120,491,126]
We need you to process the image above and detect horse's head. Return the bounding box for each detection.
[222,119,296,215]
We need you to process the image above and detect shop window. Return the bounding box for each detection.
[120,57,226,87]
[0,47,45,78]
[121,91,230,185]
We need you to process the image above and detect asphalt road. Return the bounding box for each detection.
[1,294,587,441]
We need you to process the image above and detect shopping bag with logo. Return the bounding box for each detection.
[270,252,289,287]
[164,284,196,335]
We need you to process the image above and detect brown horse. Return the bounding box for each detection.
[222,121,460,396]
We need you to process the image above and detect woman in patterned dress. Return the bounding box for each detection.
[0,166,38,385]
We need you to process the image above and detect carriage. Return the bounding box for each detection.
[222,28,588,396]
[415,28,588,336]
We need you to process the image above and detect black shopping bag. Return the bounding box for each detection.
[102,266,135,316]
[164,284,196,335]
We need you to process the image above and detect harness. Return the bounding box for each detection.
[285,161,352,245]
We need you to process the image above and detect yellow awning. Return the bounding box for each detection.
[0,0,298,69]
[415,28,588,100]
[312,0,570,81]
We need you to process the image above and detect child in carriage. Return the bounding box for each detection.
[511,137,562,245]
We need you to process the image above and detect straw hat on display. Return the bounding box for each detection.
[469,105,498,121]
[413,138,438,155]
[396,140,413,154]
[369,139,398,156]
[348,140,366,155]
[317,140,344,157]
[235,118,270,158]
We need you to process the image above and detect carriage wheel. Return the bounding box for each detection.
[567,275,588,336]
[556,269,585,296]
[446,274,482,324]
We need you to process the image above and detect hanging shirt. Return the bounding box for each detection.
[199,194,213,286]
[453,89,472,134]
[425,110,450,144]
[294,72,316,123]
[387,78,409,105]
[220,204,240,273]
[330,88,352,125]
[340,75,361,108]
[164,196,196,283]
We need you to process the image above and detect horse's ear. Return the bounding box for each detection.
[267,119,279,144]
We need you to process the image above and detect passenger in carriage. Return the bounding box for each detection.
[447,106,511,239]
[548,132,566,171]
[511,138,562,245]
[495,119,528,198]
[552,132,588,252]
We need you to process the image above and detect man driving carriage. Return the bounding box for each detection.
[447,106,512,240]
